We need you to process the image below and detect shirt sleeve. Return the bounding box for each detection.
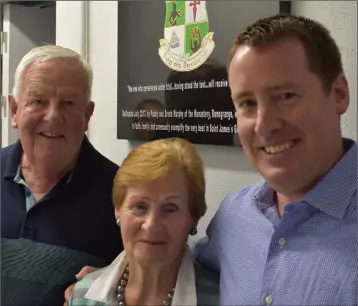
[192,209,222,274]
[69,271,106,306]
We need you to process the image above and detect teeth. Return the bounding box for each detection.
[264,141,294,154]
[42,132,60,138]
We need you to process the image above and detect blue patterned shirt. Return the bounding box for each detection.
[195,138,357,306]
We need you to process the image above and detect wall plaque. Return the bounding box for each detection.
[117,1,290,146]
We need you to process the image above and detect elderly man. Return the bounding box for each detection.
[1,45,123,306]
[194,14,356,305]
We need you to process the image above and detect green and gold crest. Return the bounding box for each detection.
[158,1,215,71]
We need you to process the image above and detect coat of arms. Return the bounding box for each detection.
[158,1,215,72]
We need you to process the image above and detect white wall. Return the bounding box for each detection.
[56,1,88,59]
[56,1,357,238]
[292,1,357,140]
[1,3,56,147]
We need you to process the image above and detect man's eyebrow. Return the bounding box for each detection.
[231,90,252,101]
[61,94,81,99]
[263,82,301,91]
[232,82,301,100]
[27,89,44,96]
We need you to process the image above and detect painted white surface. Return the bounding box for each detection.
[292,1,357,141]
[55,1,357,238]
[56,1,88,60]
[1,3,56,147]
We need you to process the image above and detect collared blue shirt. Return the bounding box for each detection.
[195,138,357,306]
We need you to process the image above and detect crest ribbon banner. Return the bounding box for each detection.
[158,1,215,72]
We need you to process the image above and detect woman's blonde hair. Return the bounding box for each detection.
[112,138,206,223]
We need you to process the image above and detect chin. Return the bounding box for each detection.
[37,152,72,166]
[134,254,167,267]
[37,150,66,159]
[134,248,172,265]
[260,166,295,185]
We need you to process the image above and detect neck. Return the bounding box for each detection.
[21,153,75,195]
[275,192,299,216]
[124,253,183,306]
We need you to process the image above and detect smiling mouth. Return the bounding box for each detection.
[262,140,298,154]
[139,240,166,246]
[39,132,64,139]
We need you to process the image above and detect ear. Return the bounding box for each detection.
[331,74,349,115]
[8,95,19,129]
[84,101,95,131]
[114,206,121,221]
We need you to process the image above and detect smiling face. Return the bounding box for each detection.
[228,37,349,197]
[9,59,94,168]
[116,168,194,268]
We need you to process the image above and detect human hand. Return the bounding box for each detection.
[63,266,98,306]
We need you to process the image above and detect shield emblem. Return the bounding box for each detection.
[158,1,215,72]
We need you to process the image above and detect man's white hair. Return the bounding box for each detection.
[12,44,93,101]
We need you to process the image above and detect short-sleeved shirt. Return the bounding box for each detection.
[1,136,124,306]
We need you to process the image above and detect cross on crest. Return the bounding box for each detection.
[159,1,215,72]
[189,1,200,22]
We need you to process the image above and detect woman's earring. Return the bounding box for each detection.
[190,227,197,236]
[116,218,121,227]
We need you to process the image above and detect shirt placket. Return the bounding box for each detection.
[260,205,303,306]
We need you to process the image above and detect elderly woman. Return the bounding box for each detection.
[68,137,219,306]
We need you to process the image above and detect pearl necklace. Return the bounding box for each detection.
[116,265,175,306]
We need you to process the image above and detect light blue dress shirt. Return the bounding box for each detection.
[195,138,357,306]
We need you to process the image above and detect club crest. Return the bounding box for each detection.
[158,1,215,72]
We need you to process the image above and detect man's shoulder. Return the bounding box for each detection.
[86,143,119,170]
[193,261,220,305]
[1,143,14,154]
[70,268,107,306]
[1,143,15,162]
[80,137,119,175]
[1,142,19,177]
[91,150,119,174]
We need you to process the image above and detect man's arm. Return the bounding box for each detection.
[192,190,242,274]
[63,266,98,306]
[192,211,222,274]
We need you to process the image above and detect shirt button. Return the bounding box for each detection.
[279,237,286,247]
[265,295,273,305]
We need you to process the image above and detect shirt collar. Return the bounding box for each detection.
[3,136,92,183]
[303,138,356,218]
[85,246,197,306]
[253,138,357,219]
[14,164,22,183]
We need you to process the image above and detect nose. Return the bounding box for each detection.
[254,104,283,137]
[141,210,163,233]
[43,101,64,124]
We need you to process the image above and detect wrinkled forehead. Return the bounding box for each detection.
[25,86,85,102]
[21,59,87,98]
[125,169,190,195]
